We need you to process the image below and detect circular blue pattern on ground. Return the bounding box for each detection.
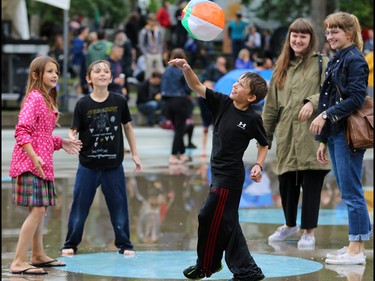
[239,208,348,225]
[57,251,322,279]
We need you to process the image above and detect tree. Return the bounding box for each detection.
[338,0,373,28]
[241,0,373,28]
[26,0,130,30]
[241,0,373,50]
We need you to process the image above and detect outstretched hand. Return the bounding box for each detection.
[168,58,189,70]
[62,138,82,155]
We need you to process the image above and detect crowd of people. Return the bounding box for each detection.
[45,4,281,161]
[7,4,373,281]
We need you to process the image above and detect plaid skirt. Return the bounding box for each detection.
[12,172,57,206]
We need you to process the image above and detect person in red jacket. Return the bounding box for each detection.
[156,1,172,48]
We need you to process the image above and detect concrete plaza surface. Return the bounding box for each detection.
[1,126,373,281]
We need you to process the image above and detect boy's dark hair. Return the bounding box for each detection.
[241,72,268,104]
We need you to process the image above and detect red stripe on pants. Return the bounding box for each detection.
[203,187,228,276]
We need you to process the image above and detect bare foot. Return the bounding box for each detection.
[30,255,65,266]
[61,248,75,256]
[179,154,190,163]
[169,155,182,164]
[123,250,135,255]
[10,262,46,275]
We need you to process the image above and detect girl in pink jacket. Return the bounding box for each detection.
[9,56,81,275]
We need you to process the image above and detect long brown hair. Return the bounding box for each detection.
[22,56,60,119]
[273,18,318,89]
[324,12,363,52]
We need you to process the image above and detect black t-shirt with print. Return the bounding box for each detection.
[205,88,268,189]
[72,92,132,170]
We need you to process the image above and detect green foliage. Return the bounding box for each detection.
[243,0,311,26]
[26,0,130,29]
[26,0,63,22]
[241,0,373,27]
[338,0,373,27]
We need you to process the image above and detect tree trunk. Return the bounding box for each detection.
[310,0,326,51]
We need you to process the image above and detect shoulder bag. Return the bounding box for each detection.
[336,85,374,149]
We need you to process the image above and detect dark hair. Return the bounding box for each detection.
[169,48,186,60]
[97,29,106,40]
[151,71,162,79]
[241,72,268,104]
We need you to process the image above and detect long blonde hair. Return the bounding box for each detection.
[22,56,60,124]
[273,18,318,89]
[324,12,363,52]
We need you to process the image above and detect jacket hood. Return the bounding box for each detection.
[92,41,108,50]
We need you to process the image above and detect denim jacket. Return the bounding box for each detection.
[317,44,369,142]
[161,65,191,97]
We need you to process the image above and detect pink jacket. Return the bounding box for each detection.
[9,90,63,180]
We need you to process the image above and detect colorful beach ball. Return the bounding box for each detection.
[181,0,225,41]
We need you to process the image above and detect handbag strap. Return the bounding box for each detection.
[335,84,344,102]
[318,54,323,90]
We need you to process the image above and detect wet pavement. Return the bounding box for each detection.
[1,126,373,281]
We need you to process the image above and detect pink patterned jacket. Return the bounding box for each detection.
[9,90,63,180]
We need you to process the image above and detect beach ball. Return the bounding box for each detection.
[181,0,225,41]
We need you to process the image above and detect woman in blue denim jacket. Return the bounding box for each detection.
[310,12,371,265]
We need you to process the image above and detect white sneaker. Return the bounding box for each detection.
[326,247,348,259]
[325,251,366,265]
[325,264,365,278]
[297,233,315,249]
[268,225,300,242]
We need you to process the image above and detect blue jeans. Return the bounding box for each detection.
[62,164,133,253]
[137,101,162,125]
[328,130,372,241]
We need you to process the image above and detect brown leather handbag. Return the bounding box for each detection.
[336,85,374,149]
[346,96,374,149]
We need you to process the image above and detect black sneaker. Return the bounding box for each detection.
[183,264,223,279]
[228,274,265,281]
[186,143,197,149]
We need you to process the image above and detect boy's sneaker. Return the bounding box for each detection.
[228,274,265,281]
[325,251,366,265]
[297,233,315,249]
[268,225,299,242]
[183,263,223,280]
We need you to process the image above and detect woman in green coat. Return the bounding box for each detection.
[262,18,331,249]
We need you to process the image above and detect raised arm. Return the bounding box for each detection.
[168,58,207,98]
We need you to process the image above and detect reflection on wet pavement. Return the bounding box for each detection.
[1,127,373,281]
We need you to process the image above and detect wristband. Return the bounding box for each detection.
[253,162,263,171]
